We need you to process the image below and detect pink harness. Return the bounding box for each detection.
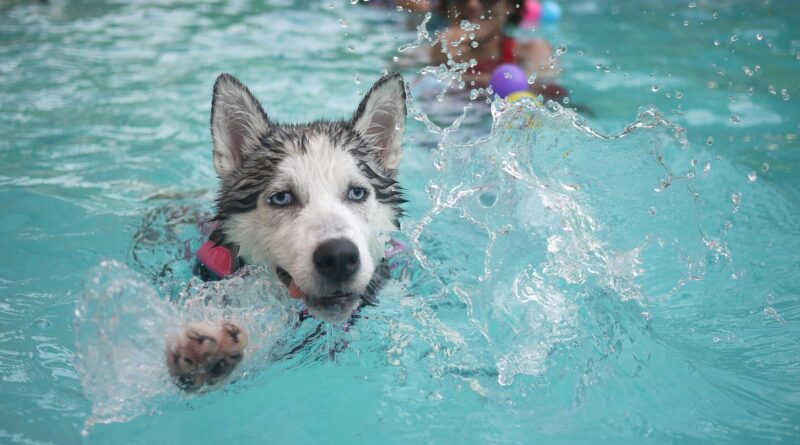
[195,240,235,278]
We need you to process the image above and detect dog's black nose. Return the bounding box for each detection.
[313,238,360,283]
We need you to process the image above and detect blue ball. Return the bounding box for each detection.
[540,1,562,25]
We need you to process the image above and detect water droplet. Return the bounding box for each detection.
[503,72,512,79]
[713,39,720,46]
[712,336,721,343]
[730,114,741,123]
[471,41,479,48]
[338,18,348,28]
[781,89,790,101]
[427,391,443,401]
[748,171,757,182]
[743,66,753,76]
[703,162,711,175]
[392,56,399,62]
[577,50,584,56]
[651,85,659,92]
[555,45,567,56]
[768,85,777,95]
[730,35,738,42]
[479,192,497,207]
[648,207,657,215]
[34,318,52,329]
[675,91,684,99]
[756,33,763,41]
[731,193,741,212]
[764,307,783,323]
[706,136,714,146]
[688,1,697,7]
[761,162,769,172]
[562,97,569,104]
[346,44,355,52]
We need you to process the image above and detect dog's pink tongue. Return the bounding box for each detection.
[289,281,306,299]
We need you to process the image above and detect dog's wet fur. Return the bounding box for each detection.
[166,73,406,390]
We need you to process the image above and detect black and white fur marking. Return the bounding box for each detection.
[208,72,406,324]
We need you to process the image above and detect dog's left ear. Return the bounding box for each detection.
[210,73,270,178]
[352,73,406,172]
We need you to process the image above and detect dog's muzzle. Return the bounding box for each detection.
[313,238,360,284]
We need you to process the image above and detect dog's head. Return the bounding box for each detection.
[209,73,406,324]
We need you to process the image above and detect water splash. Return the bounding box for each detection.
[74,260,295,434]
[403,98,718,385]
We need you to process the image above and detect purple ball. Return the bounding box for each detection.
[489,64,528,98]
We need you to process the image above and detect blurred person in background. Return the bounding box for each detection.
[431,0,564,100]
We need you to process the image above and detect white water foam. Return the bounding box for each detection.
[74,260,295,434]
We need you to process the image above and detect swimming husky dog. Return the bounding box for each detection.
[165,72,407,389]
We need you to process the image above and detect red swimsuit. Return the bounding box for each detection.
[470,35,517,75]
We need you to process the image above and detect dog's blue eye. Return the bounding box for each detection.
[268,191,293,207]
[347,187,367,202]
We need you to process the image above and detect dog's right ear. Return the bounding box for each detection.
[352,73,406,173]
[210,73,269,177]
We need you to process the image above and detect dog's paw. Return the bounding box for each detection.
[165,320,248,391]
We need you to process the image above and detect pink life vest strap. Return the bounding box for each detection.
[195,240,234,278]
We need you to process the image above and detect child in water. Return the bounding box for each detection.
[431,0,565,100]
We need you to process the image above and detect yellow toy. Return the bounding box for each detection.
[507,91,540,105]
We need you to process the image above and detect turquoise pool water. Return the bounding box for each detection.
[1,0,799,443]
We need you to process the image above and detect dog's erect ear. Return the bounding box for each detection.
[352,73,406,172]
[210,73,269,177]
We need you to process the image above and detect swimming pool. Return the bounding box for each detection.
[1,0,798,443]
